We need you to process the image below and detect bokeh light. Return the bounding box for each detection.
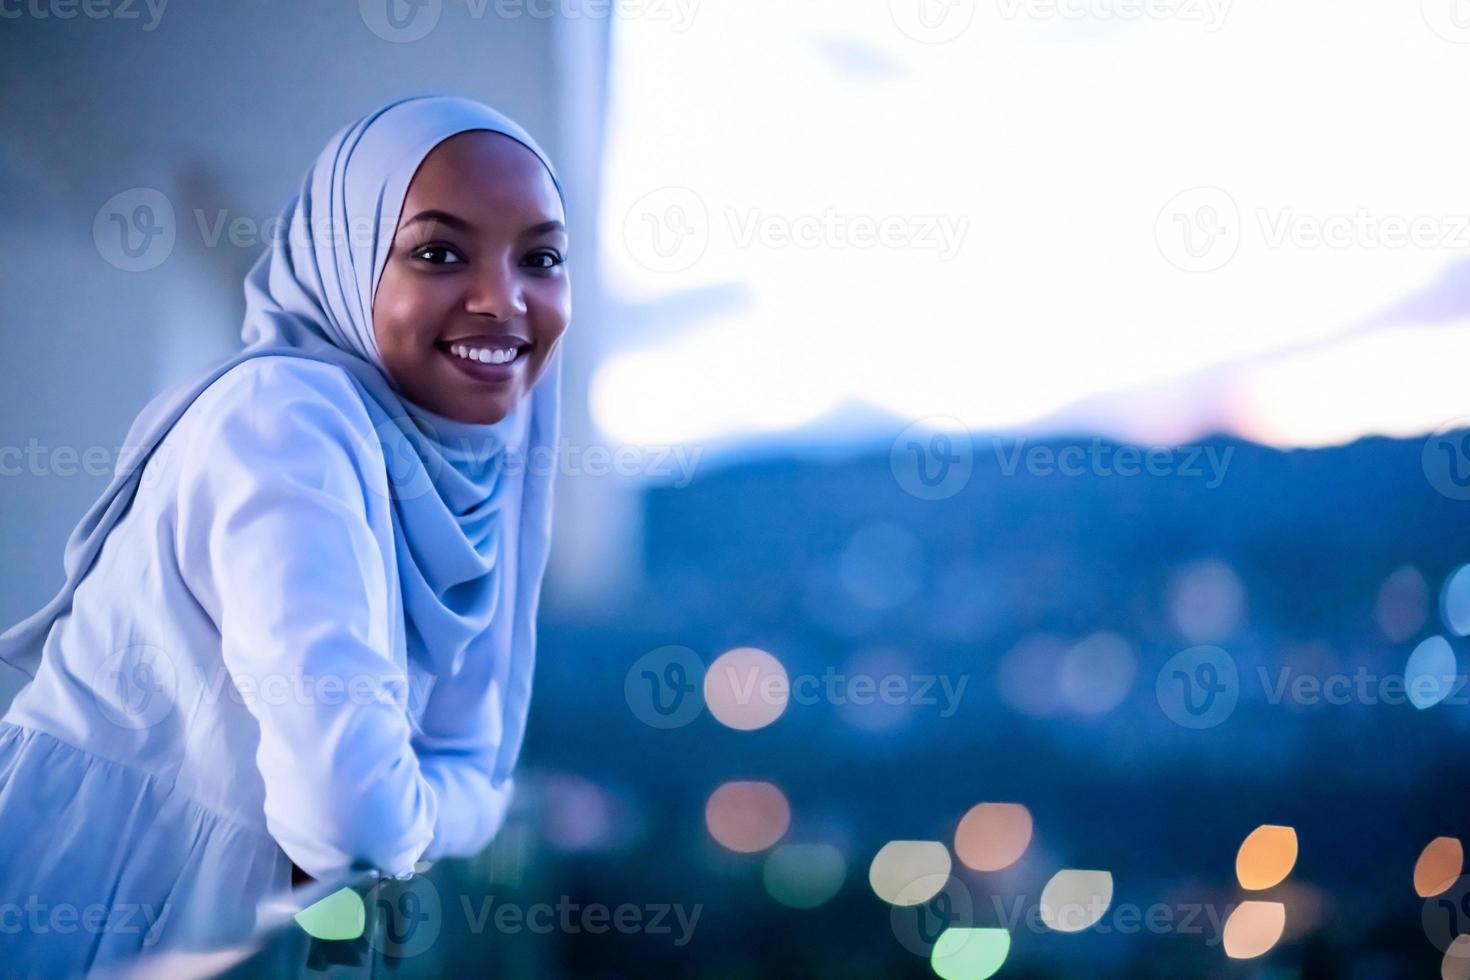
[1167,560,1245,643]
[837,522,924,613]
[1443,565,1470,637]
[1443,936,1470,980]
[953,803,1033,872]
[868,841,952,906]
[929,927,1011,980]
[1415,837,1464,898]
[1222,901,1286,960]
[1405,636,1459,710]
[1038,869,1113,933]
[1058,632,1137,716]
[543,772,617,853]
[762,843,846,910]
[294,887,366,942]
[997,635,1068,718]
[1376,566,1429,643]
[704,646,789,731]
[1236,825,1299,890]
[705,781,790,853]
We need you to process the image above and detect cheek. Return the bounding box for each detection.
[528,281,572,346]
[374,268,457,351]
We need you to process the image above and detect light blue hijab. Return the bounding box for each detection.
[0,95,563,781]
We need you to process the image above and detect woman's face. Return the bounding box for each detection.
[372,130,569,425]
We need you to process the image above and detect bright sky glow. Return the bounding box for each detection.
[598,0,1470,452]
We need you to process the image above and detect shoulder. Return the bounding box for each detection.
[191,355,374,430]
[174,355,386,494]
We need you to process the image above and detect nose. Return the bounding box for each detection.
[464,259,527,320]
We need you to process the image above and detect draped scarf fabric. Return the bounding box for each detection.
[0,95,563,782]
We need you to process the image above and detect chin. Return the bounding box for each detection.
[445,396,514,425]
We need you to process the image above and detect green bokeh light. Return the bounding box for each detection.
[762,843,846,910]
[930,927,1010,980]
[294,886,366,942]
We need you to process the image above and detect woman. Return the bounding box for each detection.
[0,95,568,972]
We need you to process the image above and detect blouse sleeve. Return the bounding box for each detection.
[412,662,517,861]
[174,357,437,881]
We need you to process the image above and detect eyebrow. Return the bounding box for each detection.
[400,209,566,237]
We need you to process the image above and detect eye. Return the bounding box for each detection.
[522,249,566,272]
[411,242,464,265]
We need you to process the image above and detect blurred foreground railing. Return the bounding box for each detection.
[97,865,419,980]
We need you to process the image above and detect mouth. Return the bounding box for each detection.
[435,335,532,383]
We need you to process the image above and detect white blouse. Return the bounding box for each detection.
[0,355,516,962]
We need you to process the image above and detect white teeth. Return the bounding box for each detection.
[449,344,521,365]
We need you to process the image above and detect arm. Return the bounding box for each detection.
[176,358,437,880]
[412,665,517,861]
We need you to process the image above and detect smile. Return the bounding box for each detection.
[436,337,532,383]
[450,343,522,365]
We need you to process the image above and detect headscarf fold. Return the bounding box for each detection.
[0,95,563,778]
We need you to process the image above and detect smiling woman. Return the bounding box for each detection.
[373,130,571,425]
[0,95,567,974]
